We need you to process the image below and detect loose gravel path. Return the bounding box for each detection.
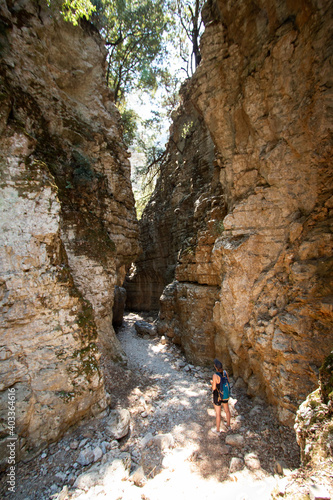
[1,312,302,500]
[101,312,301,498]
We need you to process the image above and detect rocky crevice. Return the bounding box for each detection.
[126,0,333,427]
[125,97,225,312]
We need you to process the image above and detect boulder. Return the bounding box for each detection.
[74,451,131,491]
[229,457,244,473]
[93,446,103,463]
[225,434,245,448]
[141,432,154,449]
[77,448,95,467]
[74,468,100,491]
[129,465,146,486]
[151,433,174,451]
[105,409,130,440]
[220,444,231,455]
[141,442,163,478]
[244,452,261,470]
[134,321,157,337]
[102,452,131,486]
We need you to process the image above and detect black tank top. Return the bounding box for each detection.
[215,371,222,391]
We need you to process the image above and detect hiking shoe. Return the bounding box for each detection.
[210,428,221,436]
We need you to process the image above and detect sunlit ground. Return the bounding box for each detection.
[112,312,299,500]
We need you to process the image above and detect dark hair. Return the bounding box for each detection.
[214,359,223,371]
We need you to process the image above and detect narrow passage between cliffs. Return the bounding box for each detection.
[5,313,301,500]
[100,311,301,499]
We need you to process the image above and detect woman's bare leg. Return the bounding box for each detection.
[223,402,231,427]
[214,404,221,431]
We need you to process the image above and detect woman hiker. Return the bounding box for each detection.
[210,358,231,435]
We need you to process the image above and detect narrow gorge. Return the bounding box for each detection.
[0,0,332,497]
[126,0,333,425]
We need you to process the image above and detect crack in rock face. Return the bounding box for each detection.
[125,0,333,432]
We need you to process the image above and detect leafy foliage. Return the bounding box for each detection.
[48,0,206,216]
[96,0,170,103]
[118,105,139,147]
[132,146,167,219]
[130,111,169,218]
[47,0,96,25]
[169,0,205,76]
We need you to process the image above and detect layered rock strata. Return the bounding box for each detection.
[0,0,138,465]
[125,100,225,313]
[128,0,333,425]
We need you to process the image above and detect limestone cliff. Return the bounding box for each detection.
[126,0,333,425]
[125,99,224,313]
[294,350,332,466]
[0,0,139,466]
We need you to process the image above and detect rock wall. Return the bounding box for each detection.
[294,350,333,465]
[0,0,138,465]
[125,99,224,312]
[127,0,333,425]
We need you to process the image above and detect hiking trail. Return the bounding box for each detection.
[2,312,302,499]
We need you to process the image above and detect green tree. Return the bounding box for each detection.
[132,124,168,218]
[96,0,170,104]
[118,105,139,147]
[46,0,96,25]
[170,0,204,76]
[51,0,205,215]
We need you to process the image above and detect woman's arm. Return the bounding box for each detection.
[212,373,220,391]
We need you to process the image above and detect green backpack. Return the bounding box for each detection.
[216,370,230,401]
